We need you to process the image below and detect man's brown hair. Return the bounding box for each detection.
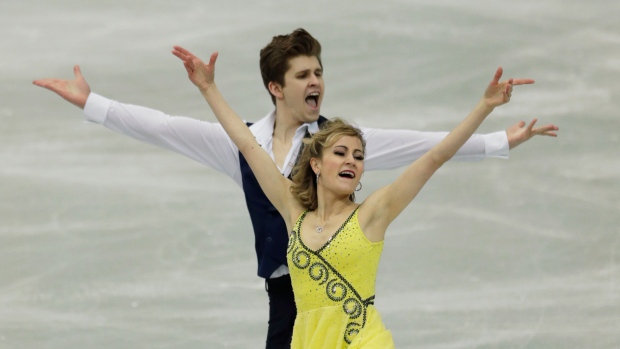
[259,28,322,105]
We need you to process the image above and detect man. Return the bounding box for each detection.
[33,28,558,349]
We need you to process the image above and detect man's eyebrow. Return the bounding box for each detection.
[295,67,322,74]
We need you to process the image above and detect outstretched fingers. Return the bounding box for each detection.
[491,66,503,85]
[526,118,538,133]
[172,45,199,58]
[172,45,193,61]
[172,46,218,72]
[505,78,514,97]
[32,78,51,89]
[533,122,560,137]
[172,46,219,91]
[492,66,534,88]
[512,78,535,86]
[207,51,219,67]
[32,76,68,91]
[32,65,90,109]
[492,67,534,103]
[73,65,83,79]
[172,46,194,70]
[522,118,560,137]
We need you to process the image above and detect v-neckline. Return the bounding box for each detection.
[296,207,359,254]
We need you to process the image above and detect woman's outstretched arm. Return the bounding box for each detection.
[172,46,295,222]
[361,67,534,240]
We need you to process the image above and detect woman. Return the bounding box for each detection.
[172,46,539,348]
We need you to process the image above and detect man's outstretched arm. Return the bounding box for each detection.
[361,118,558,171]
[33,66,242,184]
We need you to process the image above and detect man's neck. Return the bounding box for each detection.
[272,108,304,145]
[271,108,305,170]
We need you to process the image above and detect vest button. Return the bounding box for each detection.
[267,213,273,218]
[267,237,272,243]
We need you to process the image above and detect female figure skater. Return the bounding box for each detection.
[172,46,541,348]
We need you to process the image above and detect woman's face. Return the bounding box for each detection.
[315,135,365,196]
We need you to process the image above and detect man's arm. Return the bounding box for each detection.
[361,119,558,171]
[33,66,242,184]
[361,128,501,170]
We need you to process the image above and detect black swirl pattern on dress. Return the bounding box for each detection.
[344,322,361,345]
[309,262,329,285]
[326,278,348,302]
[343,297,362,319]
[291,246,310,269]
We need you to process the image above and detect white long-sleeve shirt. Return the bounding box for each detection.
[84,93,508,188]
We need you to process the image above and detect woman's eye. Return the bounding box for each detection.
[355,156,365,161]
[334,151,345,156]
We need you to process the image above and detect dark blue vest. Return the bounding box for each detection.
[240,116,327,278]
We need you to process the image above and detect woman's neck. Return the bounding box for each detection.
[314,196,353,221]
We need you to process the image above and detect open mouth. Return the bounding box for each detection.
[339,170,355,179]
[305,92,319,109]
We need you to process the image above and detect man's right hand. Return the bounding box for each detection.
[33,65,91,109]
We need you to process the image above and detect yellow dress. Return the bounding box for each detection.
[287,207,395,349]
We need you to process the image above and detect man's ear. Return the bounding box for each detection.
[268,81,284,100]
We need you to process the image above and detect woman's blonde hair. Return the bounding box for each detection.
[290,118,366,210]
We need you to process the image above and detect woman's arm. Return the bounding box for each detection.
[361,67,534,241]
[172,46,295,222]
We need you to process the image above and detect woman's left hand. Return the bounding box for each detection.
[484,67,534,108]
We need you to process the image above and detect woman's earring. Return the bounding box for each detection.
[316,172,320,185]
[356,182,362,191]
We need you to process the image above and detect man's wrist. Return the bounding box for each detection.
[83,92,112,124]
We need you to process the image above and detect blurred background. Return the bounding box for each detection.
[1,0,619,348]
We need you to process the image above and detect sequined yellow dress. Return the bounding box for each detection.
[287,207,395,348]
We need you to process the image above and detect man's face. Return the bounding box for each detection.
[277,55,324,124]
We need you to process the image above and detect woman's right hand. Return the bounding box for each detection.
[172,46,218,94]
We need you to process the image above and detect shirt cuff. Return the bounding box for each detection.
[483,131,509,159]
[269,265,290,279]
[83,92,112,124]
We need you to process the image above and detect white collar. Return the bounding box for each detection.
[249,110,321,147]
